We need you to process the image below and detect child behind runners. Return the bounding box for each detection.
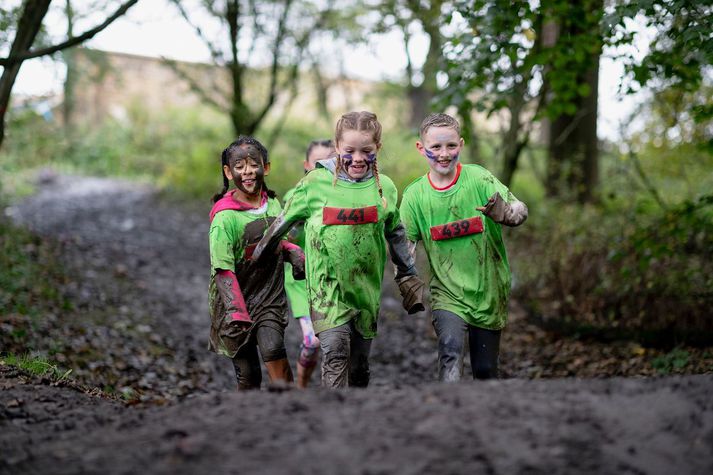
[283,139,335,388]
[208,136,305,390]
[399,113,528,381]
[253,111,425,389]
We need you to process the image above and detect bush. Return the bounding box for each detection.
[511,194,713,346]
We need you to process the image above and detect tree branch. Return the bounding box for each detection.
[0,0,140,66]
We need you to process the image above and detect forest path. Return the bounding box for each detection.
[2,174,712,474]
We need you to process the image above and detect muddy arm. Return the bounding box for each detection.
[251,212,295,261]
[478,193,528,227]
[385,223,417,280]
[386,225,425,314]
[215,269,251,322]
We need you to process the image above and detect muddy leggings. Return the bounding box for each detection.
[318,320,372,389]
[231,324,287,389]
[432,309,501,381]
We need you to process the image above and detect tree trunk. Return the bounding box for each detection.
[406,0,442,129]
[0,0,52,150]
[62,0,77,135]
[546,0,602,202]
[547,62,599,202]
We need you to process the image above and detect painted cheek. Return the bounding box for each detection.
[424,149,437,161]
[341,153,353,168]
[366,153,376,164]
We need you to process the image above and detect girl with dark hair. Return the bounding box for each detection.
[252,112,425,389]
[208,136,304,390]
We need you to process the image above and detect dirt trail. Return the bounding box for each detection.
[2,174,713,474]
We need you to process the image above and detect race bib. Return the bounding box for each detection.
[429,216,483,241]
[322,206,378,225]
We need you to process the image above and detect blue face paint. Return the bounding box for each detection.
[424,148,460,163]
[341,153,353,168]
[366,153,376,164]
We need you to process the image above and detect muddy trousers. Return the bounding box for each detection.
[232,325,288,389]
[318,321,372,389]
[432,309,501,382]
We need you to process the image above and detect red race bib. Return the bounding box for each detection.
[322,206,378,225]
[429,216,484,241]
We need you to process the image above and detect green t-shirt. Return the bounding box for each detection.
[282,167,400,338]
[208,196,287,357]
[400,164,516,330]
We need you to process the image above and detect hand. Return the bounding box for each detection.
[281,241,306,280]
[476,192,507,223]
[397,275,426,315]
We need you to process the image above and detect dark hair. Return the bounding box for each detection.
[305,139,334,161]
[212,135,276,203]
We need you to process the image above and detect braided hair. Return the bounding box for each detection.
[211,135,277,203]
[334,111,387,207]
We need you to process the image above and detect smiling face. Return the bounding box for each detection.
[417,126,464,177]
[223,144,270,200]
[336,129,380,180]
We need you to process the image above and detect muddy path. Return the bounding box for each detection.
[2,174,713,474]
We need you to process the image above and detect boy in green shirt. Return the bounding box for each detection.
[400,113,528,381]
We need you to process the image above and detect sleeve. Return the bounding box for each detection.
[383,181,417,279]
[209,213,239,271]
[480,171,528,227]
[399,188,421,242]
[252,179,310,261]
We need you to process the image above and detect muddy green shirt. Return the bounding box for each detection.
[400,164,516,330]
[282,166,400,337]
[208,195,287,357]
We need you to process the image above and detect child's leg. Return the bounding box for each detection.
[432,309,468,382]
[467,326,501,379]
[232,344,262,390]
[256,323,294,383]
[318,323,351,388]
[348,326,372,388]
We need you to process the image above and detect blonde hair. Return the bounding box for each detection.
[334,111,387,207]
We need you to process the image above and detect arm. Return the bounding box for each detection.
[252,181,309,261]
[280,240,305,280]
[386,197,425,314]
[477,192,528,226]
[215,269,251,322]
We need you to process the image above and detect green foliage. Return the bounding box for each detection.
[1,353,73,381]
[512,190,713,345]
[442,0,603,121]
[604,0,713,96]
[651,347,690,374]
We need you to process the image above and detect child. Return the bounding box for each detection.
[253,111,425,389]
[399,113,528,382]
[283,139,335,388]
[208,136,304,390]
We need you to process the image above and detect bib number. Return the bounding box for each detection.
[429,216,483,241]
[323,206,378,225]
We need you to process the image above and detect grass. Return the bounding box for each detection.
[1,353,73,381]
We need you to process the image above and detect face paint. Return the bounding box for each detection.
[229,145,266,197]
